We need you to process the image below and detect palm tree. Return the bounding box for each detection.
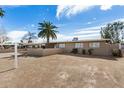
[0,8,5,18]
[0,8,5,49]
[38,21,58,44]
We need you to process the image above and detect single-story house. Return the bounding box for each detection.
[20,39,121,56]
[47,39,120,56]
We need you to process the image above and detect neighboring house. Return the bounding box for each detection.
[21,39,38,44]
[48,39,119,56]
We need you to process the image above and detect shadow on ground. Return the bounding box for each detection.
[0,52,118,61]
[22,53,119,61]
[0,68,15,73]
[59,53,118,61]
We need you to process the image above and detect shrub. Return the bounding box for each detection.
[42,46,46,49]
[82,49,86,54]
[112,50,118,56]
[3,45,11,49]
[118,49,123,57]
[71,48,78,54]
[112,49,122,57]
[88,48,94,55]
[37,45,40,48]
[32,45,35,48]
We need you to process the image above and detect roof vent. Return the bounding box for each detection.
[72,37,78,41]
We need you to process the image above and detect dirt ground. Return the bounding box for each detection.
[0,53,124,88]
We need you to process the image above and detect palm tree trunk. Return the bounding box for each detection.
[47,37,49,44]
[46,37,49,48]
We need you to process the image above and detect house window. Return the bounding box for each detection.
[54,44,57,48]
[75,43,83,48]
[59,44,65,48]
[89,42,100,48]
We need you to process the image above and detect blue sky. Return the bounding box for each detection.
[1,5,124,42]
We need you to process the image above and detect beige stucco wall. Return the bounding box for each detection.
[27,48,64,56]
[91,42,111,56]
[64,43,75,53]
[55,41,119,56]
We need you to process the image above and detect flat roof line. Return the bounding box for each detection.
[20,39,111,45]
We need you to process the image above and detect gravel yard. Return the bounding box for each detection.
[0,53,124,88]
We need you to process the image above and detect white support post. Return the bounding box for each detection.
[14,43,18,68]
[119,43,121,50]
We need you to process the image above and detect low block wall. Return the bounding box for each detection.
[0,49,14,53]
[0,49,27,53]
[27,48,64,56]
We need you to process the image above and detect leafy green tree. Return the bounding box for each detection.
[38,21,58,44]
[0,8,5,18]
[100,21,124,43]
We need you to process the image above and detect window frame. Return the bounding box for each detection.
[89,42,100,48]
[75,43,83,48]
[59,43,65,48]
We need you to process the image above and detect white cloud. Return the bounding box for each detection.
[112,18,124,22]
[47,17,124,41]
[56,23,66,27]
[31,24,35,27]
[56,5,93,19]
[36,38,46,43]
[71,26,101,40]
[74,33,100,39]
[53,23,109,42]
[54,24,106,42]
[86,18,97,25]
[52,30,101,42]
[100,5,112,11]
[56,5,114,19]
[56,34,72,41]
[74,26,101,34]
[93,17,96,20]
[87,22,92,25]
[6,17,124,43]
[7,31,28,42]
[50,34,72,42]
[99,17,124,26]
[74,30,100,35]
[6,27,101,43]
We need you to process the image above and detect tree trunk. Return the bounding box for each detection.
[46,37,49,48]
[47,37,49,44]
